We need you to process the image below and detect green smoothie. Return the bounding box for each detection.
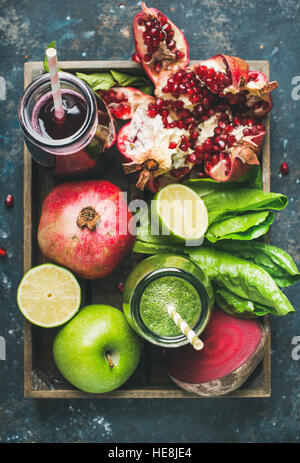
[139,276,202,337]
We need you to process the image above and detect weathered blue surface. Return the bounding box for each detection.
[0,0,299,443]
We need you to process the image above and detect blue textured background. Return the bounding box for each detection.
[0,0,299,443]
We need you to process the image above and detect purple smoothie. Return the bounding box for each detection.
[31,89,87,140]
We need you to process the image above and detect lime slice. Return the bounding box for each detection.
[17,264,81,327]
[155,184,208,242]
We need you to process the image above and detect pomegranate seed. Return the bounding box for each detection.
[162,86,170,93]
[176,120,184,129]
[180,141,189,151]
[256,124,265,132]
[175,50,185,60]
[117,282,124,293]
[156,98,164,109]
[0,247,6,259]
[166,39,176,50]
[158,31,165,41]
[131,53,141,63]
[243,128,252,136]
[138,18,145,26]
[169,142,177,149]
[147,109,158,118]
[187,153,197,163]
[280,162,289,174]
[162,22,172,32]
[226,125,234,133]
[158,13,168,24]
[205,161,213,171]
[5,194,14,208]
[212,154,219,165]
[144,53,152,63]
[150,27,159,37]
[190,130,198,140]
[190,94,201,104]
[167,29,174,39]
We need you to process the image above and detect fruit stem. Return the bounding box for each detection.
[123,159,159,190]
[106,353,114,368]
[76,206,100,231]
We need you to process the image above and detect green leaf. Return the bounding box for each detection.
[183,165,263,197]
[133,240,296,317]
[203,188,288,225]
[188,246,295,316]
[110,70,152,88]
[76,72,116,91]
[214,287,271,318]
[205,211,275,242]
[214,240,300,288]
[44,41,56,73]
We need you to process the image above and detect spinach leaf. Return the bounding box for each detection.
[205,211,275,242]
[76,72,116,91]
[133,240,295,317]
[214,286,271,317]
[203,188,288,225]
[188,246,295,317]
[110,70,154,94]
[184,165,263,197]
[214,240,300,287]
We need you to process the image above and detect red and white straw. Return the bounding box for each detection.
[46,48,65,121]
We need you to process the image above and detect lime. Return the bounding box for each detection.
[17,264,81,327]
[154,183,208,242]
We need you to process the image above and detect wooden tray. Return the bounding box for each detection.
[23,60,271,398]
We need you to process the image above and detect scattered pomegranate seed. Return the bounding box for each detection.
[0,247,7,259]
[131,53,141,63]
[117,282,124,293]
[5,194,14,208]
[168,142,177,149]
[280,162,289,175]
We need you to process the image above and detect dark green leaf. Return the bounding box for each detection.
[188,246,295,317]
[214,240,300,287]
[76,72,116,91]
[205,211,275,242]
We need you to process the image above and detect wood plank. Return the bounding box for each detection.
[23,60,272,398]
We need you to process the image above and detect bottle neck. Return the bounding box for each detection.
[18,72,98,156]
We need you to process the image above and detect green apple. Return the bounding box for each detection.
[53,304,141,393]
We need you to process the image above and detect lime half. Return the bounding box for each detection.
[17,264,81,327]
[154,183,208,243]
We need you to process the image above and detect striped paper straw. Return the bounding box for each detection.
[167,304,204,351]
[46,48,65,121]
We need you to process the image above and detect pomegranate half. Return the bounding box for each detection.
[117,3,278,191]
[37,180,135,279]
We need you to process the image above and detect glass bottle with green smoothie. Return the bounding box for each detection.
[123,254,214,348]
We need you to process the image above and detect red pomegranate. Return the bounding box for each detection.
[37,180,135,279]
[117,3,278,191]
[98,87,155,120]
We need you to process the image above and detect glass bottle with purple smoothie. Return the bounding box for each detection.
[18,72,115,176]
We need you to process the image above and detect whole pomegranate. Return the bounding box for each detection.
[37,180,135,279]
[117,3,278,191]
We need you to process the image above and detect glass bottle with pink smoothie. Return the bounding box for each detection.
[18,72,115,176]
